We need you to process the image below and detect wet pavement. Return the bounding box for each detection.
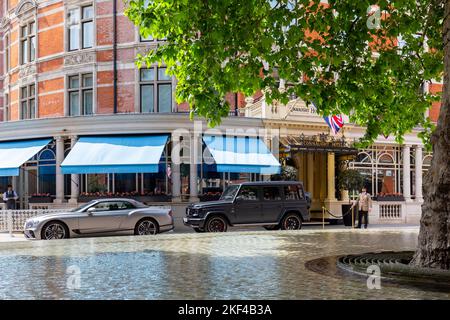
[0,227,449,300]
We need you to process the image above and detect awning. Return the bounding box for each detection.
[0,139,52,176]
[203,135,281,174]
[61,135,169,174]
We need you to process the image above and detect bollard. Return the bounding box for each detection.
[352,205,355,229]
[322,207,325,229]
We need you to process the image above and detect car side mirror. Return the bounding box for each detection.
[235,196,244,203]
[87,207,96,215]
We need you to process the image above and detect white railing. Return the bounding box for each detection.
[371,201,405,223]
[0,209,65,233]
[379,203,402,219]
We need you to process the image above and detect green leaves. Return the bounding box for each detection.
[125,0,443,147]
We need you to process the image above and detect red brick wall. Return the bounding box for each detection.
[429,83,443,123]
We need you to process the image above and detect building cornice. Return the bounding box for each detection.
[0,114,266,142]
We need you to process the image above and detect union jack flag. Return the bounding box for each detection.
[310,101,345,135]
[324,114,344,134]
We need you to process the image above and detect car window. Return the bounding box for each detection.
[263,186,282,201]
[237,186,259,201]
[284,185,304,200]
[220,185,240,200]
[92,201,133,211]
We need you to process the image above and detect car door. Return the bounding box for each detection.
[283,184,308,219]
[78,201,134,234]
[232,185,262,224]
[261,186,284,223]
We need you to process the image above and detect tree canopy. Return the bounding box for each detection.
[125,0,443,148]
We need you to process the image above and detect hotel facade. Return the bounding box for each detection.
[0,0,443,225]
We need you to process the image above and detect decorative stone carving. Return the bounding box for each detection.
[64,52,96,66]
[0,17,11,29]
[19,64,37,78]
[15,0,37,17]
[136,43,158,56]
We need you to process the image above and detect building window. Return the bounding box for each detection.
[4,94,9,122]
[68,74,93,116]
[140,67,172,113]
[68,5,94,51]
[20,22,36,64]
[5,35,9,71]
[140,34,153,42]
[20,84,36,120]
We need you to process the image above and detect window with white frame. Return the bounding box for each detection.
[3,93,9,122]
[5,35,10,71]
[68,74,93,116]
[20,21,36,64]
[140,67,172,113]
[68,5,94,51]
[20,84,36,120]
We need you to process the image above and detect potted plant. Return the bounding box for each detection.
[29,193,54,203]
[271,165,298,181]
[337,169,364,226]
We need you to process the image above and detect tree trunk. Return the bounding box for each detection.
[411,0,450,269]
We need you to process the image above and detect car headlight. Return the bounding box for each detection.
[25,220,40,229]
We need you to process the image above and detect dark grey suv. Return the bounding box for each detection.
[183,181,310,232]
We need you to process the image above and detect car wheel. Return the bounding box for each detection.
[41,221,69,240]
[205,216,228,232]
[193,227,205,233]
[281,213,302,230]
[264,225,279,231]
[135,218,159,235]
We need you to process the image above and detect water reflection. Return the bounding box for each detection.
[0,229,448,300]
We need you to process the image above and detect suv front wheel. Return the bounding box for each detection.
[281,213,302,230]
[205,216,228,232]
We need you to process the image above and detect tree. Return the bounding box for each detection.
[125,0,448,269]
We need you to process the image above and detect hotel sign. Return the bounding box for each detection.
[282,133,358,155]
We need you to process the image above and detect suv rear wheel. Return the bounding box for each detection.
[281,213,302,230]
[205,216,228,232]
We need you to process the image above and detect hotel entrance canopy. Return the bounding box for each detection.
[203,135,281,175]
[61,135,169,174]
[0,139,52,176]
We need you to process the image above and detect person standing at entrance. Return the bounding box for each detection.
[356,187,372,229]
[3,185,19,210]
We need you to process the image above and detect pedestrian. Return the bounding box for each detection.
[355,187,372,229]
[3,184,18,210]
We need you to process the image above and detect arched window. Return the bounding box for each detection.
[38,148,56,195]
[356,152,372,164]
[378,153,394,164]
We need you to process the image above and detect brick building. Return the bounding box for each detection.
[0,0,444,226]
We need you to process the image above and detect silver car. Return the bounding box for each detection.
[23,198,174,240]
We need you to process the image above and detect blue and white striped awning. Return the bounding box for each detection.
[203,135,281,174]
[61,135,169,174]
[0,139,52,176]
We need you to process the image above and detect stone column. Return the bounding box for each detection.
[54,136,65,204]
[171,134,181,202]
[189,133,199,202]
[403,144,412,201]
[415,145,423,202]
[326,152,336,201]
[307,152,314,200]
[68,136,79,204]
